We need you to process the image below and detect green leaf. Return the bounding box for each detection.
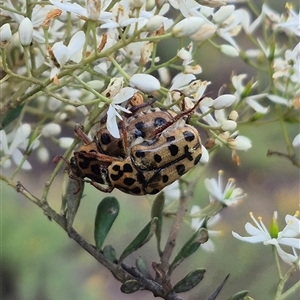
[151,192,165,255]
[94,197,120,250]
[136,256,153,279]
[173,269,206,293]
[120,280,140,294]
[119,218,157,262]
[63,177,84,234]
[0,104,25,129]
[227,291,250,300]
[169,221,208,273]
[103,245,117,263]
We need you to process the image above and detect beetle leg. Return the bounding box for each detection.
[76,150,123,163]
[74,124,92,145]
[90,181,114,193]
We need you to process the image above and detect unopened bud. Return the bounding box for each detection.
[172,18,204,38]
[0,23,12,48]
[18,17,33,46]
[220,45,239,57]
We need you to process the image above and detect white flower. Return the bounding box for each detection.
[232,211,300,266]
[107,87,136,138]
[227,133,252,151]
[163,180,180,205]
[232,74,269,114]
[190,205,221,251]
[18,17,33,46]
[0,124,39,170]
[204,170,246,206]
[48,31,85,80]
[129,74,161,93]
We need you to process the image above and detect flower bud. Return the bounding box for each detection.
[228,110,238,121]
[269,211,279,238]
[189,23,216,42]
[221,120,237,131]
[172,18,204,38]
[86,0,101,20]
[220,45,239,57]
[129,74,161,93]
[212,5,235,24]
[18,17,33,46]
[42,123,61,137]
[0,23,12,48]
[146,15,164,32]
[59,137,74,148]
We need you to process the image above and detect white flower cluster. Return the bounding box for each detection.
[0,0,298,172]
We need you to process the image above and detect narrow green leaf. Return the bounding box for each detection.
[136,256,153,279]
[120,280,140,294]
[94,197,120,250]
[169,224,208,273]
[173,269,206,293]
[103,245,117,263]
[151,192,165,255]
[0,104,25,129]
[63,177,84,234]
[119,218,158,262]
[227,291,250,300]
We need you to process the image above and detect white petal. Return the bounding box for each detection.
[292,134,300,148]
[49,0,88,18]
[52,42,69,67]
[112,87,136,105]
[213,5,235,24]
[12,149,32,170]
[106,105,120,138]
[232,231,267,243]
[245,98,269,114]
[18,17,33,46]
[0,130,9,153]
[171,73,196,90]
[267,95,289,106]
[213,94,236,109]
[199,145,209,164]
[67,31,85,61]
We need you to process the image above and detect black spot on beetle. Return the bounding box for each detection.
[194,153,202,165]
[112,165,120,171]
[131,187,142,194]
[176,164,185,175]
[123,163,133,173]
[100,133,112,145]
[135,150,145,158]
[133,128,145,138]
[166,136,175,143]
[154,117,167,127]
[91,164,101,176]
[169,144,179,156]
[154,154,162,163]
[135,121,145,130]
[184,145,193,161]
[111,171,123,181]
[123,177,135,186]
[183,130,195,142]
[162,174,169,183]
